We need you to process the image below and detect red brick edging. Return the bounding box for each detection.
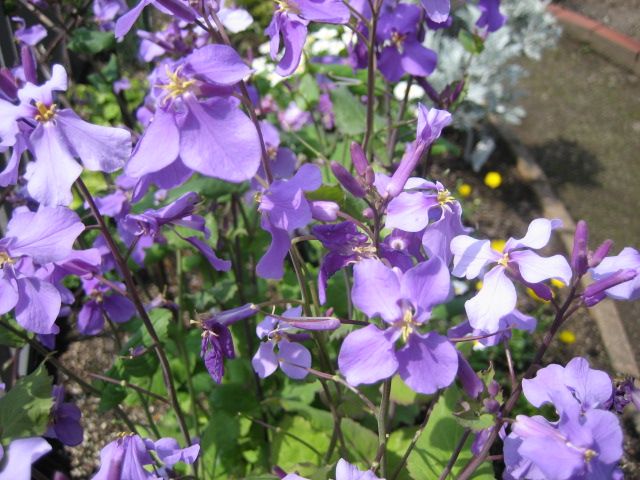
[547,4,640,76]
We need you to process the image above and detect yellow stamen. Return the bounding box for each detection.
[400,310,415,343]
[34,101,57,122]
[391,31,406,48]
[0,252,14,268]
[584,449,597,462]
[497,252,509,267]
[353,245,377,256]
[158,66,196,104]
[275,0,300,14]
[437,189,455,206]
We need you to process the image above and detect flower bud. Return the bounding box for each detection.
[0,68,18,100]
[331,161,366,198]
[350,141,369,177]
[310,200,339,221]
[583,269,637,306]
[21,46,37,84]
[589,239,614,268]
[206,303,258,326]
[571,220,589,276]
[386,141,425,198]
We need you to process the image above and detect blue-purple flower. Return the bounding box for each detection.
[338,257,458,394]
[266,0,350,76]
[44,385,83,447]
[451,218,572,333]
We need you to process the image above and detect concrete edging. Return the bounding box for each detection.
[491,119,640,378]
[547,4,640,76]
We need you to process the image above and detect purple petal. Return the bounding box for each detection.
[274,17,308,77]
[451,236,498,279]
[6,206,84,264]
[0,437,51,478]
[563,357,613,411]
[351,259,402,322]
[15,277,61,334]
[180,96,260,182]
[298,0,350,23]
[185,44,252,85]
[465,267,516,333]
[586,409,623,464]
[252,342,278,378]
[400,42,437,78]
[56,109,131,173]
[115,0,153,40]
[591,247,640,300]
[278,340,311,379]
[53,403,83,446]
[126,107,180,178]
[522,363,565,408]
[335,458,382,480]
[396,332,458,394]
[104,294,135,323]
[77,301,104,335]
[338,324,399,386]
[0,274,19,315]
[505,218,562,252]
[386,191,435,232]
[511,250,572,285]
[422,206,468,265]
[154,437,200,467]
[400,256,450,314]
[421,0,450,23]
[183,236,232,272]
[456,350,483,398]
[27,124,83,206]
[256,218,291,279]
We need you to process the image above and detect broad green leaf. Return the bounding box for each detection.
[271,415,330,475]
[0,320,26,347]
[330,87,367,136]
[391,376,418,406]
[407,388,494,479]
[68,28,115,54]
[457,30,484,55]
[0,365,52,440]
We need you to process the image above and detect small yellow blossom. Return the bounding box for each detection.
[558,330,576,344]
[491,239,506,253]
[457,183,472,198]
[484,171,502,189]
[475,280,483,291]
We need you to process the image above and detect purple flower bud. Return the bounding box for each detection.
[331,161,366,198]
[20,46,37,84]
[589,239,614,268]
[310,200,339,221]
[350,142,369,177]
[208,303,258,326]
[584,269,638,306]
[488,380,500,398]
[386,142,426,198]
[363,207,374,219]
[0,68,18,99]
[483,398,500,413]
[571,220,589,276]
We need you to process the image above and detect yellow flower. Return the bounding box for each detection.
[484,171,502,189]
[475,280,483,290]
[558,330,576,344]
[550,279,566,289]
[491,239,506,253]
[458,183,472,198]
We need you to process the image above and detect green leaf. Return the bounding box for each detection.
[271,415,330,475]
[391,376,418,406]
[298,73,320,105]
[0,365,53,440]
[457,30,485,55]
[306,185,345,203]
[455,413,495,432]
[407,387,494,479]
[0,320,26,347]
[330,87,367,136]
[68,27,115,54]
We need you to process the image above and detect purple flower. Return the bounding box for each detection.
[451,218,572,333]
[252,307,312,379]
[44,385,83,446]
[0,437,51,477]
[338,258,458,394]
[199,304,257,382]
[93,433,199,479]
[125,45,260,187]
[282,458,383,480]
[0,206,84,334]
[384,104,452,198]
[266,0,350,76]
[590,247,640,301]
[376,3,438,83]
[93,0,127,28]
[522,357,613,414]
[386,179,468,265]
[475,0,506,33]
[256,164,322,279]
[77,277,135,335]
[0,65,132,205]
[11,17,47,46]
[114,0,197,40]
[122,192,231,271]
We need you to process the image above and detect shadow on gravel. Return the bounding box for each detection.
[529,137,602,187]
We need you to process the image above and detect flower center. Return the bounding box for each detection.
[34,101,57,122]
[159,66,195,103]
[391,31,407,49]
[353,244,377,257]
[437,189,455,205]
[584,448,598,463]
[400,309,415,343]
[497,252,510,267]
[0,252,14,268]
[275,0,300,14]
